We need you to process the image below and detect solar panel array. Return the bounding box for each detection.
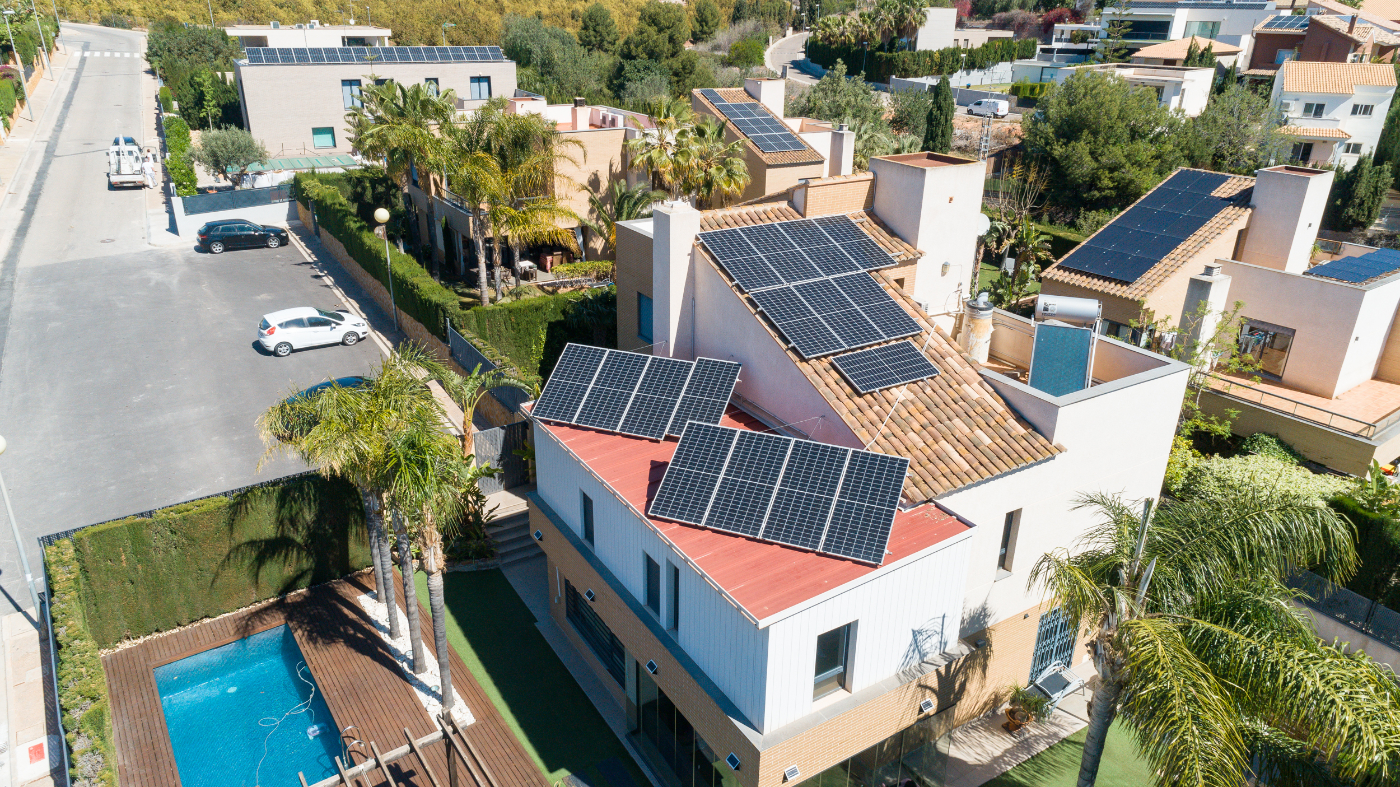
[1028,324,1094,397]
[648,422,910,564]
[243,46,506,65]
[1054,169,1236,285]
[1260,13,1310,29]
[1305,248,1400,284]
[532,344,741,440]
[832,341,940,394]
[697,216,920,359]
[701,89,807,154]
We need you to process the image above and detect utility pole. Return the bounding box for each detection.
[27,0,53,80]
[2,10,33,121]
[206,0,214,28]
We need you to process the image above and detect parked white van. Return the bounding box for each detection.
[967,99,1010,118]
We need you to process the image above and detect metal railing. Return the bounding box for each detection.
[1205,373,1400,438]
[180,183,293,215]
[1289,570,1400,652]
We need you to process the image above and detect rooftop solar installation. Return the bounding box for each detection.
[1053,169,1237,285]
[1259,13,1310,29]
[701,89,807,154]
[1305,248,1400,284]
[1028,323,1095,397]
[647,422,910,564]
[242,45,507,65]
[832,341,940,393]
[531,345,741,439]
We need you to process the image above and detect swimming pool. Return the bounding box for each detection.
[154,625,341,787]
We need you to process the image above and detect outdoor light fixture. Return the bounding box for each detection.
[919,698,935,714]
[784,766,801,782]
[532,529,543,541]
[941,261,951,275]
[726,754,742,771]
[584,588,596,602]
[645,660,658,675]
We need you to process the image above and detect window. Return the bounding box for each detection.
[341,79,362,109]
[634,666,742,787]
[306,316,335,328]
[581,492,595,546]
[1029,608,1077,680]
[814,623,853,699]
[279,318,307,329]
[311,127,335,149]
[997,510,1021,575]
[1239,319,1296,379]
[424,77,439,96]
[565,581,625,685]
[645,555,661,615]
[342,36,367,46]
[1353,104,1375,116]
[669,563,682,630]
[1302,102,1325,118]
[1344,142,1364,154]
[637,293,653,344]
[1182,20,1220,40]
[1291,141,1314,162]
[470,76,492,100]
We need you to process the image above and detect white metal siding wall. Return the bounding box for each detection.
[760,536,973,731]
[533,423,772,727]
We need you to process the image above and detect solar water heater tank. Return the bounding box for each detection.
[1034,295,1101,326]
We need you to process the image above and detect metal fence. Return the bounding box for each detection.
[473,421,531,494]
[1205,373,1399,438]
[446,322,533,413]
[1289,570,1400,652]
[180,183,293,216]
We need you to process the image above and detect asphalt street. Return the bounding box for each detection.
[767,32,817,85]
[0,25,380,610]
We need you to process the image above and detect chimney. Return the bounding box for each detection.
[1350,14,1358,35]
[958,292,995,363]
[1179,263,1233,359]
[652,201,702,358]
[572,97,589,131]
[744,77,786,119]
[829,123,855,177]
[1239,165,1334,274]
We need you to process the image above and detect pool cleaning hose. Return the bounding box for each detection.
[254,661,319,787]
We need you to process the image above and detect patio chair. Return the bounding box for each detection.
[1026,660,1086,717]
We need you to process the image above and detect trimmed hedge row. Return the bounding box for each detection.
[0,79,15,131]
[158,85,173,112]
[162,114,196,196]
[71,475,370,648]
[1332,495,1400,609]
[1009,81,1051,99]
[47,538,117,787]
[807,37,1037,83]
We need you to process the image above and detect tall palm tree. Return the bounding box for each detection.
[1030,491,1400,787]
[581,181,665,256]
[347,80,457,274]
[677,117,751,209]
[626,97,697,199]
[410,353,531,457]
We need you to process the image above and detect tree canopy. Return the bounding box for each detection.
[577,3,620,53]
[618,1,690,62]
[1183,81,1289,175]
[692,0,722,43]
[922,77,953,154]
[191,128,269,184]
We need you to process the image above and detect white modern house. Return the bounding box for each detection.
[1052,62,1217,116]
[1100,0,1284,64]
[1271,60,1397,167]
[223,21,392,49]
[913,7,1014,50]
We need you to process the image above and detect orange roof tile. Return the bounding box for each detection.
[1279,60,1397,94]
[1132,36,1242,60]
[1281,125,1353,139]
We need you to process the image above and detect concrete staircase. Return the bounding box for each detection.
[486,485,541,567]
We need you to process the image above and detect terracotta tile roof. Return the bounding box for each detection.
[699,203,803,230]
[693,88,826,167]
[1244,66,1282,77]
[1313,12,1400,44]
[693,209,1061,500]
[1278,61,1398,94]
[1281,124,1353,139]
[1131,36,1242,59]
[1040,170,1254,299]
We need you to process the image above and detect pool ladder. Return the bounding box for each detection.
[340,725,366,764]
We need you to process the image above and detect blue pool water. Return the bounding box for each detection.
[154,625,341,787]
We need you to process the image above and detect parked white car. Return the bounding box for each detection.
[967,99,1011,118]
[258,307,369,357]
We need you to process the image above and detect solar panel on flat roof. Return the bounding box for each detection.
[832,341,940,394]
[1054,169,1236,284]
[244,45,506,65]
[647,422,910,564]
[1305,248,1400,283]
[1028,323,1095,397]
[1261,14,1310,30]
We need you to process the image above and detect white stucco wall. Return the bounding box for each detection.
[915,7,960,52]
[224,25,392,48]
[1272,75,1396,167]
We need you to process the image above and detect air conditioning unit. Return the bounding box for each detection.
[310,19,320,27]
[294,23,305,29]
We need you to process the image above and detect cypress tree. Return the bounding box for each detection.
[923,76,954,153]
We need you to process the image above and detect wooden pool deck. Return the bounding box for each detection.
[102,571,550,787]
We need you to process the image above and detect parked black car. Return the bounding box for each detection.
[197,219,290,254]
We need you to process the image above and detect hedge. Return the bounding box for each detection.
[0,79,15,130]
[461,286,617,381]
[158,85,173,112]
[1332,495,1400,608]
[162,114,197,196]
[70,474,370,648]
[46,539,117,787]
[1038,223,1085,259]
[806,37,1037,83]
[1009,81,1051,99]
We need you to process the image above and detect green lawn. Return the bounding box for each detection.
[415,569,648,787]
[982,721,1155,787]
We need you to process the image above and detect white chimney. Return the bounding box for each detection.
[744,77,786,119]
[830,124,855,177]
[652,201,702,358]
[572,97,589,132]
[1239,165,1334,274]
[1179,262,1233,360]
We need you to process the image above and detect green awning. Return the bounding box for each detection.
[230,154,359,173]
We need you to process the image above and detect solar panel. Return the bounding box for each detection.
[1260,13,1310,29]
[1305,248,1400,284]
[705,92,809,154]
[245,48,264,63]
[697,216,897,293]
[532,345,741,439]
[647,422,910,565]
[1028,323,1095,397]
[1054,169,1235,284]
[244,46,508,65]
[832,341,940,394]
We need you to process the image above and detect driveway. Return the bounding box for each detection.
[767,32,817,85]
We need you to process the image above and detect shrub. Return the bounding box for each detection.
[167,157,197,196]
[805,37,1037,83]
[459,285,617,381]
[550,260,615,280]
[1332,495,1400,607]
[1163,435,1205,498]
[99,13,134,29]
[1074,208,1116,237]
[1008,81,1051,99]
[0,79,15,125]
[726,38,765,69]
[158,85,173,112]
[46,538,117,787]
[1240,432,1305,464]
[162,114,191,155]
[1176,453,1351,506]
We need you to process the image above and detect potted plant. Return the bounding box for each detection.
[1004,683,1050,733]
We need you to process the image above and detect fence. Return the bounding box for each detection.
[1205,373,1400,438]
[473,421,530,494]
[180,183,293,215]
[447,322,533,413]
[1289,570,1400,652]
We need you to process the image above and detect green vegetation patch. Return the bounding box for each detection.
[806,38,1036,83]
[47,538,118,787]
[983,721,1153,787]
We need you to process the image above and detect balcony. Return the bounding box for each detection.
[1205,372,1400,439]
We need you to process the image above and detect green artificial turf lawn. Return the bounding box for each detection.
[982,721,1155,787]
[415,569,648,787]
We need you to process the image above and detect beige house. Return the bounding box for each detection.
[223,22,391,49]
[1041,165,1400,473]
[1130,35,1242,66]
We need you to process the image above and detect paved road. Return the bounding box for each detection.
[0,24,380,611]
[767,32,817,85]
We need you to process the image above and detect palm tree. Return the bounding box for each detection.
[677,116,751,209]
[626,97,696,199]
[410,353,531,457]
[347,80,458,274]
[581,181,665,256]
[1030,491,1400,787]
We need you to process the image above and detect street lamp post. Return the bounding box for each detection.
[0,436,41,623]
[206,0,214,28]
[375,207,399,331]
[366,5,372,27]
[2,10,33,121]
[441,22,455,45]
[25,0,53,80]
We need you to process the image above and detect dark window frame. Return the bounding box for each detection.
[565,580,625,685]
[645,554,661,616]
[581,491,595,546]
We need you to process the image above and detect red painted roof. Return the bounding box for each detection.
[535,408,973,623]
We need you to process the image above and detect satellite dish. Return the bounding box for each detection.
[973,213,992,236]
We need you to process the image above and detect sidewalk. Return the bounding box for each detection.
[0,47,72,207]
[1,611,61,787]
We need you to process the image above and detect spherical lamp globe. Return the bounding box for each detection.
[373,208,390,225]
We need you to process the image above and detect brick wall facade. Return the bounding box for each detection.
[798,174,876,217]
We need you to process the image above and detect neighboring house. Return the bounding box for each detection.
[1100,0,1283,64]
[232,45,517,157]
[1248,13,1400,76]
[529,151,1187,787]
[913,7,1015,50]
[1270,60,1396,166]
[223,20,392,49]
[1130,34,1244,65]
[1052,62,1216,116]
[1040,165,1400,474]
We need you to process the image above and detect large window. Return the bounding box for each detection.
[311,127,335,149]
[1182,20,1220,40]
[341,79,362,110]
[645,554,661,616]
[791,710,954,787]
[634,667,742,787]
[581,492,595,547]
[814,623,853,699]
[638,293,654,344]
[1239,319,1296,379]
[470,76,492,100]
[1291,141,1314,163]
[565,580,625,685]
[1121,19,1171,40]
